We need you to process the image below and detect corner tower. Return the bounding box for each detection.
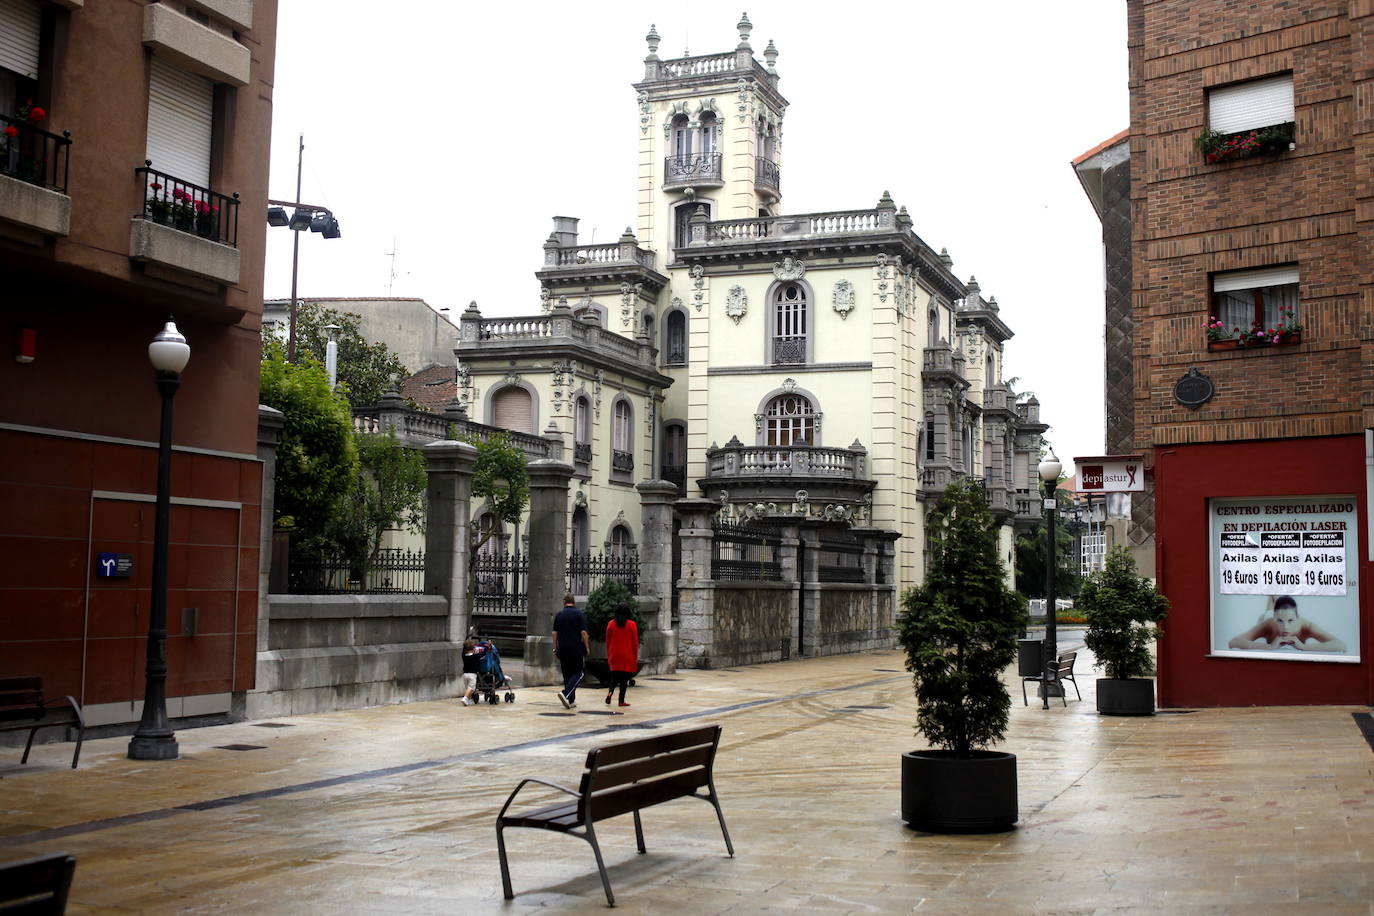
[633,14,788,262]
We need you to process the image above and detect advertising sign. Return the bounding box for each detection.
[1210,497,1359,662]
[1075,456,1145,493]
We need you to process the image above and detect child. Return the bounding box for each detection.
[1227,596,1347,653]
[604,602,640,708]
[460,639,486,706]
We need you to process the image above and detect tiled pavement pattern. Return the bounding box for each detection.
[1,647,1371,914]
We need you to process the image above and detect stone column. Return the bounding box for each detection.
[776,520,802,660]
[523,458,575,686]
[797,520,824,658]
[422,440,478,643]
[254,405,284,652]
[675,499,718,668]
[636,480,679,673]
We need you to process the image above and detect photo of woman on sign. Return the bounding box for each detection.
[1227,596,1347,653]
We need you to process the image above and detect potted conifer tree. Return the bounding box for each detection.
[1079,546,1170,716]
[898,479,1025,833]
[582,579,643,686]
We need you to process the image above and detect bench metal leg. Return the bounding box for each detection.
[21,725,38,764]
[584,822,615,907]
[496,822,514,900]
[707,788,735,857]
[632,809,646,854]
[1020,679,1028,706]
[70,727,83,769]
[1067,677,1081,702]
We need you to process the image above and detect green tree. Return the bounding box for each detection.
[259,343,358,548]
[1080,546,1169,679]
[1014,490,1081,599]
[270,300,407,409]
[467,434,530,609]
[331,429,428,572]
[584,580,642,641]
[898,479,1026,756]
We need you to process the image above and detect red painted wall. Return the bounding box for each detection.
[1155,435,1373,707]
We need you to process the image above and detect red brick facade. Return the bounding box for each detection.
[1129,1,1374,704]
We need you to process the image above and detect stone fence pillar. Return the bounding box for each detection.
[675,499,718,668]
[422,440,477,642]
[636,480,680,672]
[798,520,824,658]
[255,406,284,656]
[524,459,575,686]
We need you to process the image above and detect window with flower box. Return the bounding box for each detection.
[1196,74,1295,164]
[1206,265,1301,350]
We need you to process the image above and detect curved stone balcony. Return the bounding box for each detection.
[698,436,877,523]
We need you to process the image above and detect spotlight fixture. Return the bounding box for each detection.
[288,209,312,231]
[309,212,329,233]
[322,217,341,240]
[266,206,289,227]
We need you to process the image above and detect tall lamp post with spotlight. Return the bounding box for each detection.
[267,134,342,363]
[1036,449,1063,710]
[129,319,190,760]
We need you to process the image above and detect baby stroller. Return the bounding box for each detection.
[472,635,516,705]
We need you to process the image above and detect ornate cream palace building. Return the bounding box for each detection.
[449,15,1050,589]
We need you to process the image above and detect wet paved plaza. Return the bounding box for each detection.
[2,646,1372,914]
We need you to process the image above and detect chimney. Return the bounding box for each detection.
[551,216,580,248]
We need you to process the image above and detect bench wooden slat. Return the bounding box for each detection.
[586,725,719,767]
[0,677,85,768]
[587,769,710,822]
[585,744,715,793]
[0,851,76,913]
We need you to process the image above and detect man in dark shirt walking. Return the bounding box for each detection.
[552,593,589,708]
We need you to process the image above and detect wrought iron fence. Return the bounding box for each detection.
[568,551,640,596]
[136,162,240,247]
[772,336,806,365]
[288,548,426,595]
[664,152,722,184]
[472,550,529,616]
[0,113,71,193]
[712,521,783,581]
[756,156,780,193]
[817,532,866,583]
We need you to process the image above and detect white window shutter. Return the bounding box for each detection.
[492,387,533,434]
[1213,265,1299,293]
[1208,75,1294,134]
[146,56,213,188]
[0,0,41,80]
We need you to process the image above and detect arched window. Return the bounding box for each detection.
[764,393,816,447]
[662,422,687,493]
[613,400,632,453]
[609,524,634,559]
[665,310,687,366]
[924,411,935,462]
[985,352,996,384]
[962,421,974,474]
[699,111,719,156]
[491,386,533,434]
[574,396,591,464]
[675,201,710,250]
[927,308,940,348]
[475,513,506,558]
[642,311,654,343]
[756,116,775,162]
[672,114,692,158]
[770,283,808,365]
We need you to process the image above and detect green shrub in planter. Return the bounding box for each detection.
[584,580,641,640]
[1080,546,1169,680]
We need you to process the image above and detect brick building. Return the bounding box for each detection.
[0,0,278,728]
[1122,0,1373,705]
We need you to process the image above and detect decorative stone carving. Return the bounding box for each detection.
[503,369,521,386]
[539,287,551,313]
[620,282,642,328]
[781,377,798,393]
[456,363,472,408]
[773,257,805,281]
[593,368,604,418]
[638,91,650,134]
[875,254,891,303]
[726,285,748,324]
[551,360,572,411]
[736,78,751,122]
[670,296,684,313]
[832,279,855,319]
[690,263,707,312]
[574,490,587,509]
[646,386,659,433]
[793,489,809,514]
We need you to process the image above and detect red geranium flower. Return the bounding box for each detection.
[2,125,17,138]
[27,106,45,122]
[149,182,162,191]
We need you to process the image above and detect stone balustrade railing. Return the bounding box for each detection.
[548,243,656,270]
[662,53,736,78]
[474,318,553,341]
[352,405,553,460]
[692,206,897,248]
[706,443,869,480]
[923,347,955,373]
[459,310,654,367]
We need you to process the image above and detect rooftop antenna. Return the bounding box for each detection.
[384,236,401,295]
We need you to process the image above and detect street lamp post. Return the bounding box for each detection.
[1037,449,1063,711]
[324,323,341,389]
[128,319,190,760]
[268,134,342,363]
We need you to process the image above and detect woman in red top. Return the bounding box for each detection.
[604,602,640,707]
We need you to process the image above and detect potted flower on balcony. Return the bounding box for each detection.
[194,199,220,239]
[898,478,1024,832]
[1195,122,1295,164]
[146,182,172,224]
[1080,546,1169,716]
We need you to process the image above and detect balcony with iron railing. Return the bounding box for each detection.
[574,441,593,464]
[664,151,723,190]
[0,111,72,238]
[755,157,780,196]
[130,162,241,286]
[771,336,805,366]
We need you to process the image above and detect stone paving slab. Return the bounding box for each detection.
[1,648,1371,913]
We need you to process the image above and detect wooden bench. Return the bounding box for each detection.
[1020,651,1081,707]
[0,851,76,914]
[496,724,733,907]
[0,677,86,769]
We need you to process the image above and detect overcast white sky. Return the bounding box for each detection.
[264,1,1129,475]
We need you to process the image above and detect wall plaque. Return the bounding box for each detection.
[1173,367,1214,409]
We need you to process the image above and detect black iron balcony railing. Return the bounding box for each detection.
[136,162,240,247]
[664,152,722,186]
[612,449,634,472]
[666,337,686,366]
[772,336,805,365]
[574,441,592,463]
[0,113,71,193]
[755,156,780,194]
